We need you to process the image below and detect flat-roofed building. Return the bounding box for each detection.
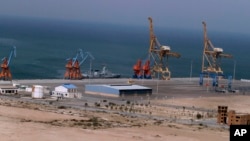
[85,84,152,97]
[0,85,18,94]
[227,110,250,125]
[217,106,250,125]
[217,106,228,124]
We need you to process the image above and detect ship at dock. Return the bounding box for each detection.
[82,65,121,79]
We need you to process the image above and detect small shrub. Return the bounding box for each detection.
[94,102,100,107]
[108,102,116,106]
[124,106,128,111]
[84,103,88,107]
[90,117,99,127]
[196,113,202,119]
[126,100,131,105]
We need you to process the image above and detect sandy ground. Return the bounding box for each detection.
[0,106,228,141]
[1,78,248,141]
[0,96,232,141]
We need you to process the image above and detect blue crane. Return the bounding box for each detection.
[79,51,95,66]
[1,46,16,67]
[71,49,94,67]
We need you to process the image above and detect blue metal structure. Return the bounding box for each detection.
[1,46,16,67]
[72,49,94,66]
[199,72,222,86]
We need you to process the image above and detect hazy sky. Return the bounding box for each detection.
[1,0,250,34]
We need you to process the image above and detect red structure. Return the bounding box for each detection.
[64,49,94,80]
[64,59,83,80]
[133,59,151,79]
[71,60,83,79]
[0,46,16,81]
[142,60,151,79]
[64,59,73,79]
[0,58,12,80]
[133,59,142,78]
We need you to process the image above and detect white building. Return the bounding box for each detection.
[52,83,81,98]
[32,85,44,98]
[0,85,18,94]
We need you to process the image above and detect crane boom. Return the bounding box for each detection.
[7,46,16,67]
[79,52,94,66]
[72,49,82,67]
[148,17,161,52]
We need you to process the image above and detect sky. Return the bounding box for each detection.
[0,0,250,34]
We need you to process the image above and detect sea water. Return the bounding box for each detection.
[0,17,249,80]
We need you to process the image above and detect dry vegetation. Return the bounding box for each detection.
[0,93,237,141]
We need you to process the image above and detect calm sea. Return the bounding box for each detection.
[0,17,250,80]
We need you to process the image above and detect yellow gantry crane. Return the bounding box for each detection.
[148,17,180,80]
[201,21,233,76]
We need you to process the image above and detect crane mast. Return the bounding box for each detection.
[0,46,16,80]
[148,17,180,80]
[201,21,232,76]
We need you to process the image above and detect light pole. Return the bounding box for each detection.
[88,59,92,84]
[233,60,236,83]
[156,71,159,94]
[190,60,193,81]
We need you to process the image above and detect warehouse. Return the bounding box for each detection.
[85,84,152,97]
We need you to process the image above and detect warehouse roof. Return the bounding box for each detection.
[96,84,151,90]
[62,83,77,89]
